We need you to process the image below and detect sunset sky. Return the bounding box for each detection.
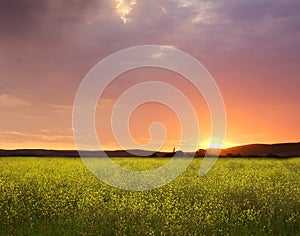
[0,0,299,151]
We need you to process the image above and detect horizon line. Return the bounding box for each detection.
[1,141,299,152]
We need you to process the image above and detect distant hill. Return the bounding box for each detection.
[0,149,178,157]
[220,142,300,157]
[0,142,299,157]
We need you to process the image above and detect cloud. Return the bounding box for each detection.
[48,104,72,113]
[116,0,137,24]
[0,130,74,148]
[0,130,73,141]
[0,0,46,37]
[1,0,299,93]
[150,52,164,58]
[0,0,299,149]
[0,94,30,107]
[0,0,108,38]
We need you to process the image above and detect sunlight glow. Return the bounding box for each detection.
[200,140,237,150]
[115,0,136,24]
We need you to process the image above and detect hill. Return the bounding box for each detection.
[0,142,299,157]
[220,142,300,157]
[0,149,177,157]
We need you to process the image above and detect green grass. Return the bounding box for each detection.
[0,157,299,235]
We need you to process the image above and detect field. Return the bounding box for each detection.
[0,157,299,235]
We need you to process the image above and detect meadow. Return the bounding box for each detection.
[0,157,299,235]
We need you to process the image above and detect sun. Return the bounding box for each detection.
[200,140,237,149]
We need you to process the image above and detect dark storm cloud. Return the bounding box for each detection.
[0,0,47,36]
[172,0,300,66]
[1,0,299,63]
[220,0,300,20]
[0,0,111,39]
[0,0,299,104]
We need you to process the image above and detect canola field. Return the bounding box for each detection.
[0,157,299,235]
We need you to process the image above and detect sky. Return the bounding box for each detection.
[0,0,299,151]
